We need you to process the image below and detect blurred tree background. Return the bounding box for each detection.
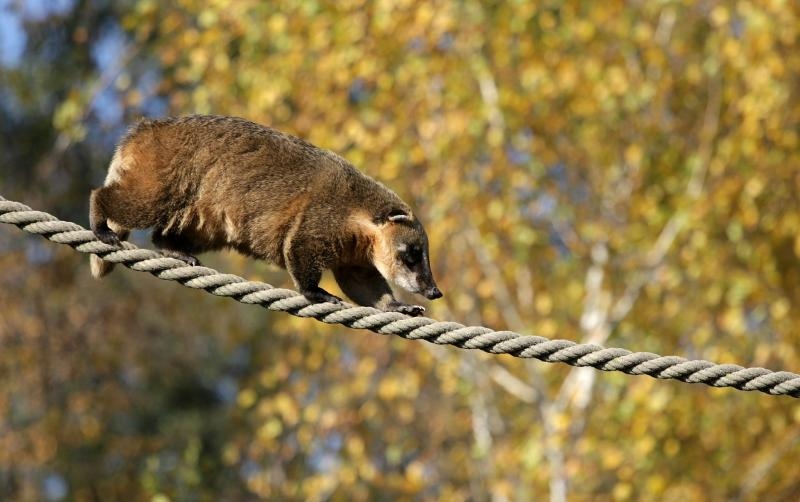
[1,0,799,500]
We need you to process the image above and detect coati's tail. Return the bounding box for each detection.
[90,254,114,278]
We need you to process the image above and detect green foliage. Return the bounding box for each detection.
[1,0,799,500]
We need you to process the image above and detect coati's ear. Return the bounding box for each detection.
[386,208,412,224]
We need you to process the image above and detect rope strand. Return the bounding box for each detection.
[2,195,798,398]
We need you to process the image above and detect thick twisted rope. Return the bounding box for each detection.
[2,195,799,398]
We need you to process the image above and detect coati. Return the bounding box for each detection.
[89,115,442,316]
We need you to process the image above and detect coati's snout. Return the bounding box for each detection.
[423,285,443,300]
[374,210,442,301]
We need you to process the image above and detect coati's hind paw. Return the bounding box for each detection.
[300,287,342,305]
[388,302,426,317]
[94,227,121,247]
[160,250,201,266]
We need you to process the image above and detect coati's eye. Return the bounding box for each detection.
[401,246,422,267]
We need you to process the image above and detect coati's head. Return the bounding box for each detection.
[370,208,442,300]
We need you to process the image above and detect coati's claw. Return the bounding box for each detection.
[301,287,342,305]
[160,250,201,266]
[391,303,426,317]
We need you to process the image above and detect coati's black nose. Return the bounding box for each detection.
[425,286,443,300]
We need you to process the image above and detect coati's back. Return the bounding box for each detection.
[113,115,335,215]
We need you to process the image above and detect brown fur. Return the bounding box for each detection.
[89,115,441,314]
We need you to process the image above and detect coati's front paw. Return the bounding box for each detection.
[301,287,342,305]
[388,302,426,317]
[160,250,201,266]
